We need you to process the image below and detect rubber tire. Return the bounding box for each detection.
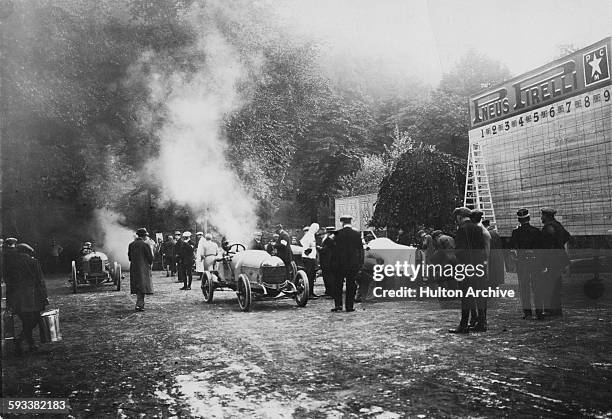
[202,271,215,303]
[294,270,309,307]
[71,261,77,294]
[237,274,252,312]
[114,262,121,291]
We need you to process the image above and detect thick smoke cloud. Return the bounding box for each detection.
[92,209,134,268]
[132,10,259,244]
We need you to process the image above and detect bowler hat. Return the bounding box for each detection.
[541,207,557,216]
[517,208,530,219]
[136,228,148,237]
[453,207,472,217]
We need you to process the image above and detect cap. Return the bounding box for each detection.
[83,241,92,247]
[182,231,192,237]
[325,226,335,232]
[417,229,426,237]
[339,214,352,222]
[471,209,484,217]
[453,207,472,217]
[431,230,443,237]
[5,237,18,245]
[303,226,309,231]
[482,220,491,227]
[174,231,181,235]
[136,228,148,237]
[196,231,204,236]
[273,224,283,230]
[541,207,557,216]
[517,208,530,219]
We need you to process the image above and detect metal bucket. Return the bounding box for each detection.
[39,309,62,343]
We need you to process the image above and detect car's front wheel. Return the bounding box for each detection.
[236,274,252,312]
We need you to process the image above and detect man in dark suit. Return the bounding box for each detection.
[540,207,571,317]
[449,207,486,333]
[274,224,293,279]
[330,215,364,312]
[509,209,544,320]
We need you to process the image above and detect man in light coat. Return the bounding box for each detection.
[129,228,154,311]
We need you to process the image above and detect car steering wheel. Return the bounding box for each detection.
[227,243,246,254]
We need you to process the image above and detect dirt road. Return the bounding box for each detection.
[3,271,612,418]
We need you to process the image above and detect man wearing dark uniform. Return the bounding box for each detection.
[449,207,486,333]
[540,208,571,317]
[160,235,176,277]
[128,228,154,311]
[318,227,336,298]
[509,209,544,320]
[176,231,195,290]
[330,215,364,313]
[274,225,293,279]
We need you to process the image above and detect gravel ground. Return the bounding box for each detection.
[2,270,612,418]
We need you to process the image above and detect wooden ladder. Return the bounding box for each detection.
[463,142,498,229]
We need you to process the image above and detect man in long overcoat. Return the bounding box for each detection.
[129,228,154,311]
[5,243,49,355]
[449,207,486,334]
[330,215,364,312]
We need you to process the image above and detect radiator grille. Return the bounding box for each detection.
[89,257,103,273]
[261,266,286,284]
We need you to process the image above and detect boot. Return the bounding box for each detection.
[522,309,533,320]
[449,310,470,334]
[472,309,487,332]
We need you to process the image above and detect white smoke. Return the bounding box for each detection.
[133,12,260,244]
[92,208,134,268]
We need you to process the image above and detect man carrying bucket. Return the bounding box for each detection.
[4,243,49,356]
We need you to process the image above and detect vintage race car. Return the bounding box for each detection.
[201,243,309,311]
[70,251,122,294]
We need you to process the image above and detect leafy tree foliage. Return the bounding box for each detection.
[370,145,465,233]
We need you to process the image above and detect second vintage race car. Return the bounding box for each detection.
[70,251,122,294]
[201,243,309,311]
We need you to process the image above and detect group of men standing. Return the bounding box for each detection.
[447,206,571,334]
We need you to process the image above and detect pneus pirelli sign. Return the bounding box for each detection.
[470,37,611,128]
[467,37,612,237]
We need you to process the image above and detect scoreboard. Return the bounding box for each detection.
[467,37,612,237]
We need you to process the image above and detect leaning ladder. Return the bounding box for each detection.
[463,142,498,229]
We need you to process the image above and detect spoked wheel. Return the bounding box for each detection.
[290,261,298,282]
[201,271,215,303]
[71,261,78,294]
[236,274,252,312]
[114,262,122,291]
[294,270,309,307]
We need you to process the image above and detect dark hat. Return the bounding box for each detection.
[325,226,335,232]
[453,207,472,217]
[136,228,148,237]
[16,243,35,254]
[431,230,443,237]
[339,214,352,222]
[517,208,530,219]
[541,207,557,216]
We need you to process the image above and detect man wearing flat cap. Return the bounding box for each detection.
[330,215,364,312]
[539,207,571,317]
[449,207,486,333]
[128,228,154,311]
[176,231,195,290]
[509,209,545,320]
